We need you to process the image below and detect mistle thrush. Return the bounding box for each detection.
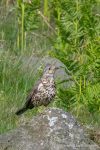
[15,64,59,115]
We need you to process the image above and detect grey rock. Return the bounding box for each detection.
[21,56,73,88]
[0,108,100,150]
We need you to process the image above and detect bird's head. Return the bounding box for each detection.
[44,64,59,75]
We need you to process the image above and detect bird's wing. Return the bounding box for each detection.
[25,79,42,108]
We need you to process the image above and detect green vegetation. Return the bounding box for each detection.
[0,0,100,134]
[50,0,100,125]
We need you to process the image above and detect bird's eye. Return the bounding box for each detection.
[49,67,51,70]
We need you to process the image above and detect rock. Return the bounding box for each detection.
[0,108,99,150]
[21,56,73,88]
[85,126,100,147]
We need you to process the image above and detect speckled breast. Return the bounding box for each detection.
[32,78,56,107]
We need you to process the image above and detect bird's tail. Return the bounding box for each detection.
[15,106,28,115]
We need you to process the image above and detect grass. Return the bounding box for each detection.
[0,51,42,133]
[0,3,51,133]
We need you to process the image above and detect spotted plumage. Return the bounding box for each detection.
[15,64,59,115]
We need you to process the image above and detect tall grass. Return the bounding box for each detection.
[0,50,45,133]
[21,2,25,52]
[0,1,50,133]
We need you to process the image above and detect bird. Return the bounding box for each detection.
[15,64,59,115]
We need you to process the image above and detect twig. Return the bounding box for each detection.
[37,10,57,35]
[31,32,45,38]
